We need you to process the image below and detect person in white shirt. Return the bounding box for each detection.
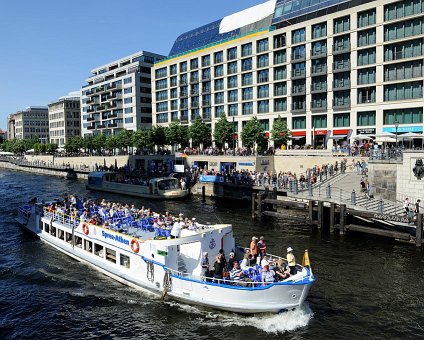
[170,220,182,238]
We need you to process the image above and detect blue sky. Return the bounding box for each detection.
[0,0,264,130]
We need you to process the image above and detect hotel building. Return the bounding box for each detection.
[7,107,49,141]
[81,51,165,137]
[152,0,424,147]
[48,94,81,146]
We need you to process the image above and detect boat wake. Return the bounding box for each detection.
[166,301,313,333]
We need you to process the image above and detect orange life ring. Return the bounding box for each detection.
[130,239,140,253]
[82,223,89,235]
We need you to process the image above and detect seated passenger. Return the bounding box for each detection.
[228,251,236,270]
[261,265,275,285]
[230,261,249,286]
[240,253,253,271]
[274,259,291,281]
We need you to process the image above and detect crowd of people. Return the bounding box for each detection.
[200,236,298,286]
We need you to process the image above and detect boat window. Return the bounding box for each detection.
[94,243,104,257]
[57,229,64,240]
[75,236,83,248]
[51,226,56,237]
[106,248,116,263]
[44,222,49,233]
[157,179,179,190]
[65,232,72,244]
[120,254,130,268]
[84,240,93,253]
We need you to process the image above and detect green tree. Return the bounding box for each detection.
[84,135,95,154]
[116,129,132,153]
[46,143,58,154]
[150,125,168,148]
[166,121,186,149]
[132,128,152,152]
[104,134,118,154]
[241,116,267,151]
[93,134,106,154]
[271,116,292,149]
[188,118,211,148]
[213,114,233,148]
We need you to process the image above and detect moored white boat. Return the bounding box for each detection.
[86,171,189,199]
[17,203,315,314]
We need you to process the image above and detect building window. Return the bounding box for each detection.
[170,64,177,75]
[384,81,423,101]
[257,69,269,83]
[155,68,167,79]
[190,58,199,70]
[227,47,237,61]
[292,116,306,129]
[358,87,376,104]
[180,61,187,73]
[358,67,376,85]
[242,73,253,86]
[228,104,238,116]
[358,48,376,66]
[257,85,269,98]
[257,38,269,53]
[257,54,269,68]
[312,115,327,128]
[358,28,376,47]
[334,16,350,34]
[242,102,253,115]
[384,39,424,61]
[274,50,286,64]
[242,87,253,101]
[214,65,224,77]
[384,17,424,42]
[242,43,252,57]
[357,111,376,126]
[215,105,225,118]
[385,0,424,21]
[384,60,423,81]
[274,98,287,112]
[292,28,306,44]
[383,108,423,124]
[274,66,287,80]
[257,100,269,113]
[123,77,132,84]
[312,22,327,39]
[227,61,238,74]
[273,33,286,49]
[215,79,224,91]
[334,113,350,127]
[274,82,287,96]
[228,90,238,102]
[358,8,376,28]
[242,58,252,71]
[202,55,210,67]
[214,51,223,64]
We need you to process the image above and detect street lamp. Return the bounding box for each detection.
[394,120,399,148]
[232,116,235,156]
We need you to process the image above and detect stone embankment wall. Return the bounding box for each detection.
[191,182,253,201]
[367,161,397,201]
[396,151,424,203]
[0,160,88,179]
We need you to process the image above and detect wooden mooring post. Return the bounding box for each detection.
[339,204,346,235]
[416,213,423,249]
[317,201,324,230]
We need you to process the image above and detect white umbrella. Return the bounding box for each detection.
[26,149,35,153]
[351,134,374,141]
[374,132,396,138]
[0,151,14,155]
[400,132,424,138]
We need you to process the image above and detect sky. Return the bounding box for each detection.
[0,0,264,130]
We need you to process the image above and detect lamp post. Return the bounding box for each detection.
[232,116,235,156]
[394,120,399,148]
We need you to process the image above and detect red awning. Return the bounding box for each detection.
[333,129,350,135]
[292,131,306,137]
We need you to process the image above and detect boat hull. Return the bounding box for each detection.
[86,184,189,199]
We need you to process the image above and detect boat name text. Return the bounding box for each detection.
[102,230,130,245]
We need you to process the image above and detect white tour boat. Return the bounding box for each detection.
[86,172,189,199]
[17,203,315,314]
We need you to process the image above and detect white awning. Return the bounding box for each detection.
[292,136,306,140]
[329,135,347,139]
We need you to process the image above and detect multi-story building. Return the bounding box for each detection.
[48,93,81,146]
[7,107,49,141]
[81,51,165,137]
[152,0,424,148]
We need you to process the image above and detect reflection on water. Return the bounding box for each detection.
[0,169,423,339]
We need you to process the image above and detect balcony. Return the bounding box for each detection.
[202,114,211,122]
[97,124,106,129]
[85,89,95,96]
[202,101,211,107]
[86,98,99,105]
[310,66,327,76]
[190,77,199,84]
[201,76,211,82]
[333,100,351,109]
[311,49,327,59]
[333,81,351,90]
[87,125,95,130]
[310,84,327,93]
[333,45,351,55]
[291,87,306,95]
[180,104,188,109]
[291,70,306,79]
[180,92,188,98]
[291,103,306,112]
[179,80,188,86]
[333,62,350,72]
[108,123,118,128]
[87,108,95,113]
[190,91,199,96]
[190,102,199,109]
[86,117,95,122]
[95,86,106,94]
[311,101,327,111]
[180,116,189,123]
[291,54,306,62]
[202,88,211,94]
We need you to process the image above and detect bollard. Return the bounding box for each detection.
[308,182,313,197]
[326,184,331,198]
[294,180,299,195]
[378,199,384,213]
[351,189,356,205]
[202,186,206,202]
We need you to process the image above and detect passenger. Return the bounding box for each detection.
[261,265,275,285]
[287,247,297,275]
[170,219,182,238]
[250,236,259,264]
[201,252,210,280]
[190,217,198,230]
[80,210,90,222]
[240,253,253,271]
[260,255,270,268]
[274,259,291,281]
[229,261,249,286]
[213,255,225,283]
[228,251,236,270]
[218,249,227,270]
[257,236,267,263]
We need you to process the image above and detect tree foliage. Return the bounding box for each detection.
[166,121,188,148]
[271,116,292,148]
[132,128,153,151]
[241,116,266,149]
[188,118,211,147]
[213,114,233,147]
[150,125,168,147]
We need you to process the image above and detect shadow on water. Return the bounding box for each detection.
[1,169,424,339]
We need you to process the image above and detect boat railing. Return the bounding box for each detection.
[43,208,79,229]
[18,205,32,221]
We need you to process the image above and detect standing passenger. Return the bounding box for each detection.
[287,247,297,275]
[257,236,267,263]
[250,236,258,264]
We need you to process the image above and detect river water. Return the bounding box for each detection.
[0,169,423,339]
